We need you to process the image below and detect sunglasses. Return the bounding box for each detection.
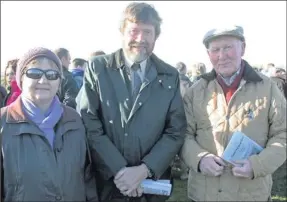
[25,68,61,80]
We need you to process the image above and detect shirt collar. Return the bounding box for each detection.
[219,65,242,86]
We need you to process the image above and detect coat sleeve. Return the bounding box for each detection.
[84,135,99,202]
[142,76,186,179]
[77,60,128,177]
[180,87,210,173]
[249,82,287,178]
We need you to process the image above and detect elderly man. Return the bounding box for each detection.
[77,2,186,202]
[181,25,286,201]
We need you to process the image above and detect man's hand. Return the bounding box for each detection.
[127,186,144,197]
[232,159,254,179]
[114,164,149,196]
[199,154,226,177]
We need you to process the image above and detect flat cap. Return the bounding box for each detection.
[203,25,245,48]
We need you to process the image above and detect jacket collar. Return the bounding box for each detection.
[107,49,173,76]
[201,60,263,83]
[6,96,76,124]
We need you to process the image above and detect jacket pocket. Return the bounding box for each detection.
[187,169,206,201]
[238,175,272,201]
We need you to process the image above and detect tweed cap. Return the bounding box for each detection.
[203,25,245,48]
[16,47,62,89]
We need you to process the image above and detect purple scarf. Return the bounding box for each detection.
[21,95,63,148]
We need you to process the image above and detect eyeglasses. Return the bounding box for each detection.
[25,68,61,80]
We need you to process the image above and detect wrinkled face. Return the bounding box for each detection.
[122,21,156,63]
[21,58,61,103]
[5,66,16,85]
[61,52,71,69]
[207,36,245,77]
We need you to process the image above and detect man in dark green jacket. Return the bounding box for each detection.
[77,2,186,202]
[54,48,79,109]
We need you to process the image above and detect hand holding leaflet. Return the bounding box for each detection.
[222,131,263,166]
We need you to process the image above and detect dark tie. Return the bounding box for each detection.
[131,63,142,102]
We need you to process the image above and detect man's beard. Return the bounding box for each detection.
[127,49,148,63]
[124,41,153,63]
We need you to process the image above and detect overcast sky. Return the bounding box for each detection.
[1,1,286,72]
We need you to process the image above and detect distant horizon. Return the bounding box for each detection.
[1,1,286,74]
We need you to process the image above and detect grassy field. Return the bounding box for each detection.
[168,161,286,201]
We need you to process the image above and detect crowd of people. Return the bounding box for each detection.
[1,2,286,202]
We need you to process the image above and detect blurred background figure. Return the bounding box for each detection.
[54,48,79,108]
[189,62,206,83]
[3,59,22,106]
[69,58,87,88]
[175,61,193,96]
[261,62,276,77]
[270,66,286,98]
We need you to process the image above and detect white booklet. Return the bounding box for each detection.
[140,179,172,196]
[221,131,264,166]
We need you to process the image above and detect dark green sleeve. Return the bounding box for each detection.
[77,61,127,176]
[142,75,186,179]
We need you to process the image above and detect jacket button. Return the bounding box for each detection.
[139,102,142,106]
[55,196,62,200]
[159,79,162,83]
[109,120,113,124]
[124,133,128,137]
[218,189,222,193]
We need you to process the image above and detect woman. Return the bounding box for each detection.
[3,59,22,106]
[1,47,98,201]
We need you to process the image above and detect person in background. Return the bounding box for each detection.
[1,47,98,201]
[54,48,79,109]
[69,58,87,88]
[77,2,186,202]
[181,25,286,201]
[3,59,22,106]
[175,61,193,96]
[261,63,276,77]
[270,67,286,98]
[189,62,206,83]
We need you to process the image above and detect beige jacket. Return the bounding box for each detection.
[181,61,286,201]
